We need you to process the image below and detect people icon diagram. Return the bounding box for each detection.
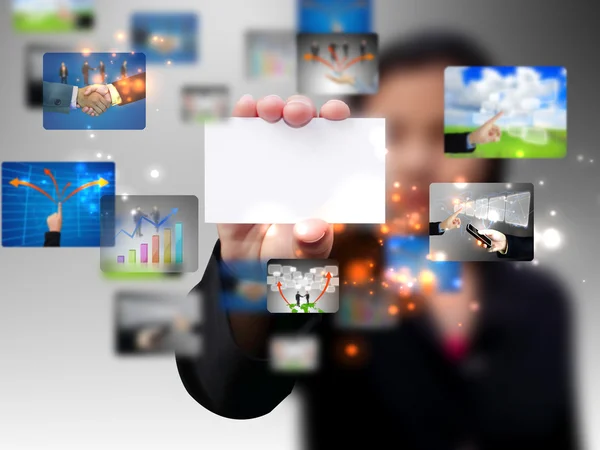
[267,259,340,313]
[297,33,378,95]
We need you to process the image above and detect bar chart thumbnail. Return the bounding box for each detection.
[100,195,198,273]
[245,30,296,81]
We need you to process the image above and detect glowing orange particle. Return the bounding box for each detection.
[333,223,345,233]
[388,305,399,315]
[345,344,359,357]
[411,185,417,191]
[407,302,415,311]
[380,224,389,234]
[347,260,370,284]
[393,182,400,188]
[392,193,401,202]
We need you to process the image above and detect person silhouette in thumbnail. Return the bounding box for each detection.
[295,291,302,306]
[311,41,319,58]
[151,206,160,232]
[360,39,367,57]
[304,293,310,304]
[329,42,337,61]
[59,62,68,84]
[133,206,148,237]
[81,61,96,86]
[121,60,128,79]
[342,41,349,59]
[98,61,106,83]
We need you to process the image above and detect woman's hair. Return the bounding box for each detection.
[347,29,504,181]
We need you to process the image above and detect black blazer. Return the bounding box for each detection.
[445,132,476,154]
[177,238,578,450]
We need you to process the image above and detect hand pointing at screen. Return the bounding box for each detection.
[44,202,62,247]
[467,111,504,146]
[440,207,462,231]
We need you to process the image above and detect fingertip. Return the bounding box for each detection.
[232,94,257,118]
[294,218,331,243]
[293,219,333,258]
[256,95,285,123]
[283,100,315,128]
[320,99,351,120]
[286,95,316,115]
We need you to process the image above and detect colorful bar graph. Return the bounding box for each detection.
[152,235,159,263]
[175,222,183,263]
[164,229,172,263]
[117,255,125,263]
[128,249,136,263]
[141,243,148,263]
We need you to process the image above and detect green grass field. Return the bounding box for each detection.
[13,11,93,33]
[101,263,182,281]
[445,126,567,158]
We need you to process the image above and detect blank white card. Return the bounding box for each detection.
[204,118,386,224]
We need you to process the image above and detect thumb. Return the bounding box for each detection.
[479,229,499,239]
[84,86,93,95]
[292,219,333,259]
[57,202,62,217]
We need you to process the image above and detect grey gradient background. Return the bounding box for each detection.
[297,32,378,94]
[100,195,199,273]
[430,183,534,261]
[0,1,598,449]
[267,259,339,313]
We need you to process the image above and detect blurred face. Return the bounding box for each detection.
[364,63,490,232]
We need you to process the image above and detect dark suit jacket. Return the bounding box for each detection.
[430,222,533,260]
[42,81,73,114]
[498,234,534,261]
[430,221,443,235]
[445,132,476,154]
[113,73,146,106]
[176,237,578,450]
[44,231,60,247]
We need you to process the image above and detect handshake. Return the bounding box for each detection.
[76,84,119,117]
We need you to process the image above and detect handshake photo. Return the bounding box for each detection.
[42,72,147,117]
[77,84,117,116]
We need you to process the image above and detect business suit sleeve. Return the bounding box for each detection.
[497,234,533,261]
[111,73,146,106]
[42,81,75,114]
[429,222,444,236]
[43,231,61,247]
[175,241,297,419]
[445,132,475,154]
